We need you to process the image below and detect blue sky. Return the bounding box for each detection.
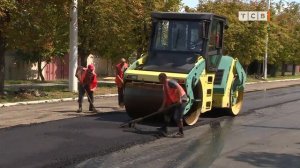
[182,0,300,8]
[182,0,198,8]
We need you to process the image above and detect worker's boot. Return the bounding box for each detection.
[89,104,97,112]
[157,126,168,137]
[77,105,82,113]
[173,131,184,138]
[173,120,184,138]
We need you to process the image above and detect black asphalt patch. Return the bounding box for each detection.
[1,86,300,168]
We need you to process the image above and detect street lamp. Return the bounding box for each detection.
[69,0,78,92]
[263,0,270,79]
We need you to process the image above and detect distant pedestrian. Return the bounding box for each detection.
[158,73,188,138]
[75,64,98,112]
[115,58,128,107]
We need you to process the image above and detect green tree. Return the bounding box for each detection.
[129,0,182,59]
[7,0,69,81]
[196,0,267,73]
[75,0,181,65]
[272,1,300,76]
[0,0,15,94]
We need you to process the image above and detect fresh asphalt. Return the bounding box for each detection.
[1,85,300,168]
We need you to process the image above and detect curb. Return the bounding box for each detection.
[4,80,115,88]
[246,78,300,85]
[0,94,118,108]
[1,78,300,108]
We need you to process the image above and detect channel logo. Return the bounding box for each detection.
[239,11,270,21]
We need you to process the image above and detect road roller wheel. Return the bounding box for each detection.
[184,82,202,125]
[228,86,244,116]
[184,110,201,125]
[124,82,163,119]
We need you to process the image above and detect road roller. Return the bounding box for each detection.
[123,12,246,125]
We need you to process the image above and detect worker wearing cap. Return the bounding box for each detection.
[158,73,188,138]
[115,58,128,107]
[75,64,97,112]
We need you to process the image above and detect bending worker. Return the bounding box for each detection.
[115,58,128,107]
[158,73,188,138]
[75,64,97,112]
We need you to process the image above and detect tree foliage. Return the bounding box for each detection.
[7,0,69,81]
[0,0,16,94]
[185,0,300,74]
[1,0,182,86]
[77,0,181,65]
[194,0,267,69]
[1,0,299,89]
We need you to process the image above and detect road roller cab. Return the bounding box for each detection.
[124,12,246,125]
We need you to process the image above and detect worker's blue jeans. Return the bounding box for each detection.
[117,87,124,106]
[163,101,188,128]
[78,84,94,108]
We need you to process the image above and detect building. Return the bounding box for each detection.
[5,52,116,81]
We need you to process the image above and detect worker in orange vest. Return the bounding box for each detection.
[75,64,98,112]
[115,58,128,107]
[158,73,188,138]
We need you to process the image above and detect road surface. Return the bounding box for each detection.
[0,85,300,168]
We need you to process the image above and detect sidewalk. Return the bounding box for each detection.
[0,79,300,128]
[2,78,300,108]
[4,80,114,89]
[245,78,300,92]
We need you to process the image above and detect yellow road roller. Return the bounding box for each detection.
[123,12,246,125]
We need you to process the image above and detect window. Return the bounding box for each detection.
[209,20,223,51]
[155,20,169,49]
[153,20,204,52]
[207,19,224,71]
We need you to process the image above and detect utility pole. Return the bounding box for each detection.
[69,0,78,92]
[263,0,270,79]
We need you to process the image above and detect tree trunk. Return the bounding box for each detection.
[0,34,5,95]
[257,62,262,76]
[292,62,296,76]
[0,8,11,95]
[243,64,249,75]
[136,47,143,59]
[106,59,110,76]
[270,64,277,77]
[78,49,88,67]
[37,58,45,81]
[281,61,286,76]
[80,54,87,67]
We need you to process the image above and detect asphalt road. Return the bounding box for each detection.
[1,85,300,168]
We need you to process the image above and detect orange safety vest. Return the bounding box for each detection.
[115,63,128,88]
[76,67,97,91]
[163,79,186,105]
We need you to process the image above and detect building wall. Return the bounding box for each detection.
[44,55,69,80]
[94,57,115,76]
[5,52,117,81]
[4,52,38,80]
[87,54,115,77]
[286,65,300,72]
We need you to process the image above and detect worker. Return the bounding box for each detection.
[115,58,128,107]
[158,73,188,138]
[75,64,98,112]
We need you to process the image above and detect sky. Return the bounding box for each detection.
[182,0,300,8]
[182,0,198,8]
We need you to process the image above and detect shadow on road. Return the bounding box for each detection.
[123,128,161,137]
[73,119,234,168]
[229,152,300,168]
[94,112,130,122]
[241,124,300,131]
[165,119,233,168]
